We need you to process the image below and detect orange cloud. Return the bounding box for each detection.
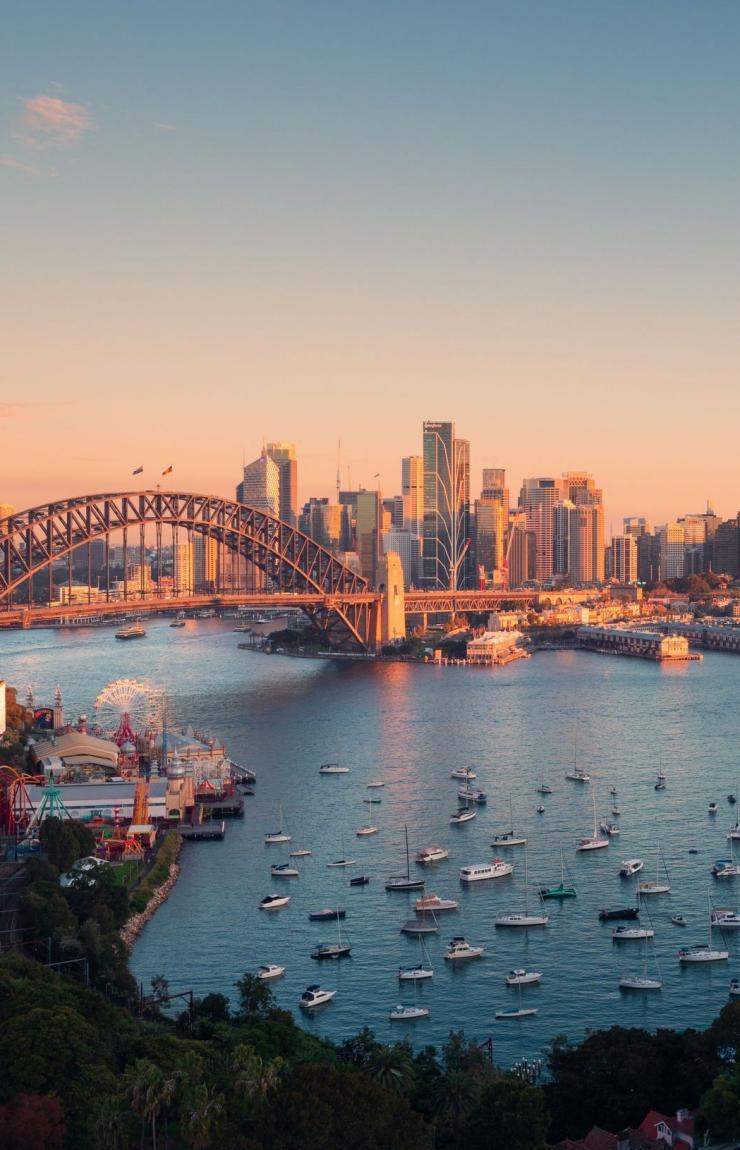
[0,154,47,177]
[19,94,94,148]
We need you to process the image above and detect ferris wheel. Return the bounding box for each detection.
[93,678,161,746]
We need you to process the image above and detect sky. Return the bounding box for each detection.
[2,1,740,529]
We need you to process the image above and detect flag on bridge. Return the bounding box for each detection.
[162,465,173,476]
[132,466,143,476]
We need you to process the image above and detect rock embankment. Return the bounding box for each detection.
[120,841,182,951]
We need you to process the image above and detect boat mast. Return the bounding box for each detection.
[405,823,410,880]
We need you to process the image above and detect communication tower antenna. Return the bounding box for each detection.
[337,440,341,500]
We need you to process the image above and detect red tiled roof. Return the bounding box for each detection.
[583,1127,619,1150]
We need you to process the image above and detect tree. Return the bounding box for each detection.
[431,1069,480,1130]
[39,817,95,872]
[182,1083,225,1150]
[124,1059,178,1150]
[235,972,275,1018]
[0,1094,65,1150]
[461,1077,546,1150]
[367,1043,415,1095]
[230,1043,284,1099]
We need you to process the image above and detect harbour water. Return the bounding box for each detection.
[3,618,740,1065]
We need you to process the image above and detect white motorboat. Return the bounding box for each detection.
[709,802,719,814]
[319,763,350,774]
[491,796,526,847]
[612,925,654,940]
[713,857,740,877]
[386,825,426,891]
[299,985,336,1010]
[728,823,740,841]
[460,859,513,883]
[505,969,542,986]
[576,790,609,851]
[367,781,385,788]
[599,821,620,836]
[356,825,379,836]
[444,936,484,962]
[270,862,299,878]
[259,894,290,911]
[264,804,291,844]
[457,787,487,804]
[620,859,644,878]
[637,847,671,895]
[257,964,285,980]
[415,845,449,865]
[389,1005,430,1020]
[327,857,358,868]
[496,1007,538,1019]
[415,893,458,913]
[495,844,549,927]
[289,848,312,857]
[450,767,477,781]
[399,937,434,981]
[711,908,740,929]
[450,807,476,825]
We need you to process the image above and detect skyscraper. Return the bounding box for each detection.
[237,451,280,516]
[612,535,638,584]
[266,443,298,526]
[422,421,470,589]
[401,456,423,536]
[519,477,565,583]
[657,522,685,580]
[356,489,382,585]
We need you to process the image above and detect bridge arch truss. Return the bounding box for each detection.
[0,491,376,648]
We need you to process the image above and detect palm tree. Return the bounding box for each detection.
[432,1069,479,1129]
[123,1058,178,1150]
[367,1044,415,1095]
[183,1083,225,1150]
[230,1044,284,1099]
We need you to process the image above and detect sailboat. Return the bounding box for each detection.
[326,834,357,867]
[611,886,653,939]
[495,843,549,926]
[679,894,729,963]
[385,825,425,891]
[310,916,351,960]
[540,844,577,899]
[399,936,434,980]
[619,938,663,991]
[576,790,609,851]
[637,846,671,895]
[536,773,552,795]
[496,978,538,1019]
[264,805,291,844]
[491,795,527,847]
[565,735,590,782]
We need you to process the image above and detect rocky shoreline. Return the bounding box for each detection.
[120,855,181,952]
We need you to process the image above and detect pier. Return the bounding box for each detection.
[576,626,701,661]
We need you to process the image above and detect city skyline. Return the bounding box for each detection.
[3,3,740,523]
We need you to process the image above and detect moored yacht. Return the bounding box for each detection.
[710,908,740,929]
[450,807,476,825]
[389,1004,430,1020]
[459,859,513,883]
[450,767,477,781]
[620,859,644,877]
[576,790,609,851]
[505,968,542,985]
[356,825,379,836]
[565,767,590,782]
[299,985,336,1010]
[385,825,425,891]
[415,845,449,864]
[679,943,729,963]
[259,894,290,910]
[415,893,459,912]
[444,936,484,961]
[319,762,350,774]
[457,786,487,804]
[270,862,299,878]
[612,924,654,940]
[257,964,285,980]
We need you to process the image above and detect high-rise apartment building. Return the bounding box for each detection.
[657,522,685,580]
[401,456,424,536]
[237,451,280,516]
[266,443,298,526]
[612,535,638,584]
[193,534,218,592]
[422,421,470,589]
[519,478,565,583]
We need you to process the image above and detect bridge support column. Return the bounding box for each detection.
[377,552,406,646]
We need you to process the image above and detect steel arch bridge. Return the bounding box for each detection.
[0,491,378,648]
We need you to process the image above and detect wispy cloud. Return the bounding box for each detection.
[0,154,48,177]
[156,122,177,132]
[18,94,94,149]
[0,403,33,420]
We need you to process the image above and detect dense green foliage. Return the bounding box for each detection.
[129,830,182,914]
[39,816,96,871]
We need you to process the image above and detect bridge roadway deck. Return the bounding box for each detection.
[1,588,534,628]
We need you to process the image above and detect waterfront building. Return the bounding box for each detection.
[577,626,693,661]
[466,630,525,665]
[54,584,109,605]
[266,442,298,526]
[422,421,471,589]
[612,535,638,584]
[237,451,280,517]
[401,455,424,536]
[519,477,565,583]
[381,529,421,588]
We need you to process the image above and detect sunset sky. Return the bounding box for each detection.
[2,1,740,529]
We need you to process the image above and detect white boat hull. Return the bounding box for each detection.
[496,1008,538,1019]
[638,883,671,895]
[491,836,526,847]
[399,968,434,981]
[505,971,542,985]
[679,949,729,963]
[612,929,654,940]
[495,914,549,927]
[576,839,609,851]
[389,1007,429,1020]
[620,976,662,990]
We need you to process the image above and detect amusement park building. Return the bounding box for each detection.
[23,779,169,822]
[30,732,120,776]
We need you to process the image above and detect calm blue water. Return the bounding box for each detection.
[3,619,740,1065]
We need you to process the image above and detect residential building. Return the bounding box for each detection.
[193,533,218,592]
[266,442,298,526]
[173,541,194,594]
[657,522,686,580]
[519,477,565,583]
[612,534,638,584]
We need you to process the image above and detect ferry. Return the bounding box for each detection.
[459,860,513,883]
[115,623,146,640]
